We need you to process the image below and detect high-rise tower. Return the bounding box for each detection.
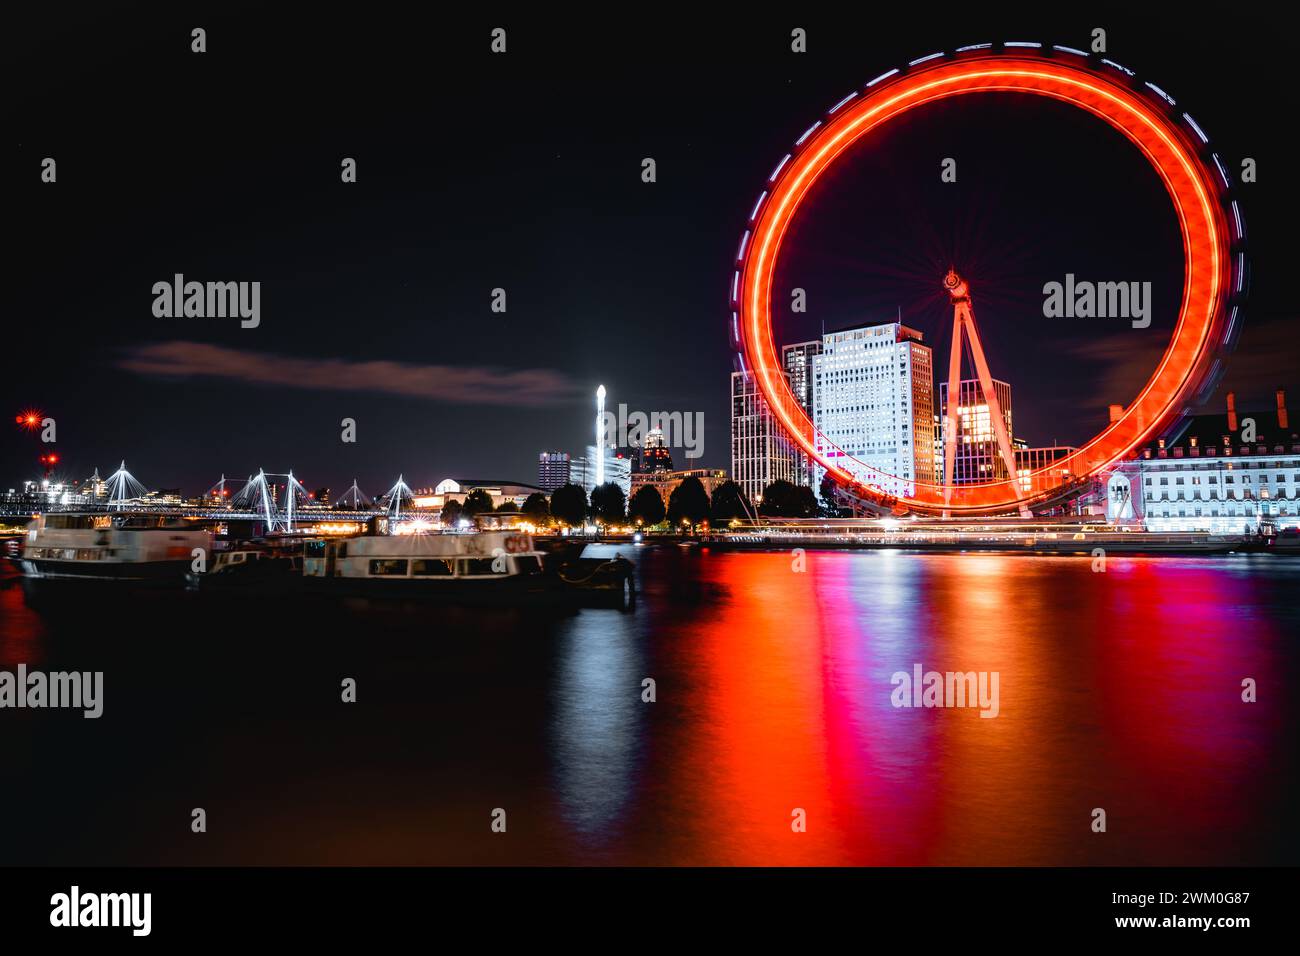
[595,384,606,488]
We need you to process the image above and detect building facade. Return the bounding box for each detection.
[782,340,823,487]
[631,467,730,508]
[537,451,570,492]
[1106,392,1300,533]
[1013,444,1078,495]
[939,377,1014,485]
[640,428,673,473]
[730,370,799,506]
[811,322,935,499]
[411,479,547,517]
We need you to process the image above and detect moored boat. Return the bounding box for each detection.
[301,529,634,606]
[184,526,635,606]
[20,512,211,584]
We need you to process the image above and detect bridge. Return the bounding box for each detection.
[3,462,420,531]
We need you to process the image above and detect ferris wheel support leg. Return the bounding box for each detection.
[942,307,964,509]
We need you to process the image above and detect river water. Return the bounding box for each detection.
[2,545,1297,865]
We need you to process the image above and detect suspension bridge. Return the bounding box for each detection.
[10,462,422,530]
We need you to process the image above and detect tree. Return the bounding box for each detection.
[819,474,846,517]
[590,482,626,525]
[462,488,495,516]
[496,498,519,512]
[759,479,817,518]
[795,486,818,517]
[667,475,710,530]
[521,492,550,524]
[440,499,464,527]
[628,485,666,527]
[709,480,752,521]
[549,483,588,527]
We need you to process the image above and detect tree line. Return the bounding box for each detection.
[455,477,824,531]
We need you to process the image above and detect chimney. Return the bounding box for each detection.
[1278,389,1289,430]
[1226,391,1238,433]
[1108,404,1123,423]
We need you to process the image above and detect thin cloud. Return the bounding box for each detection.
[119,341,579,406]
[1066,315,1300,414]
[1064,332,1168,407]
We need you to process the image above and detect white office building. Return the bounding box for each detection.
[811,322,935,499]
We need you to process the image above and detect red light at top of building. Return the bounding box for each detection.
[17,409,42,429]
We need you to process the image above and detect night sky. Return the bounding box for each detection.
[8,9,1297,497]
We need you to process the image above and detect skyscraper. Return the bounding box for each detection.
[939,378,1014,484]
[811,321,935,499]
[594,385,607,488]
[537,451,570,492]
[731,369,798,507]
[640,428,674,473]
[782,340,823,487]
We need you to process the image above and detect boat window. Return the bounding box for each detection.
[44,515,100,530]
[369,559,409,576]
[460,558,504,575]
[512,556,543,575]
[411,559,455,576]
[304,541,326,557]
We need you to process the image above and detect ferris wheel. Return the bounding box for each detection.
[730,43,1247,516]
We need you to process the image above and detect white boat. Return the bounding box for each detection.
[304,530,545,591]
[21,512,211,583]
[298,529,634,605]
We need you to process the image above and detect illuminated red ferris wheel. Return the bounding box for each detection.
[730,43,1247,517]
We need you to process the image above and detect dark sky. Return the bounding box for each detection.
[7,8,1297,497]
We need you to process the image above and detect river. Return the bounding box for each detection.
[1,545,1296,865]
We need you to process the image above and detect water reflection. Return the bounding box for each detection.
[549,606,646,849]
[0,569,46,668]
[1,550,1296,865]
[584,549,1299,865]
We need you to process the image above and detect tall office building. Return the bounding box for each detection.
[782,340,822,414]
[640,428,674,473]
[537,451,570,492]
[731,370,799,507]
[782,340,823,487]
[811,322,935,499]
[939,378,1014,484]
